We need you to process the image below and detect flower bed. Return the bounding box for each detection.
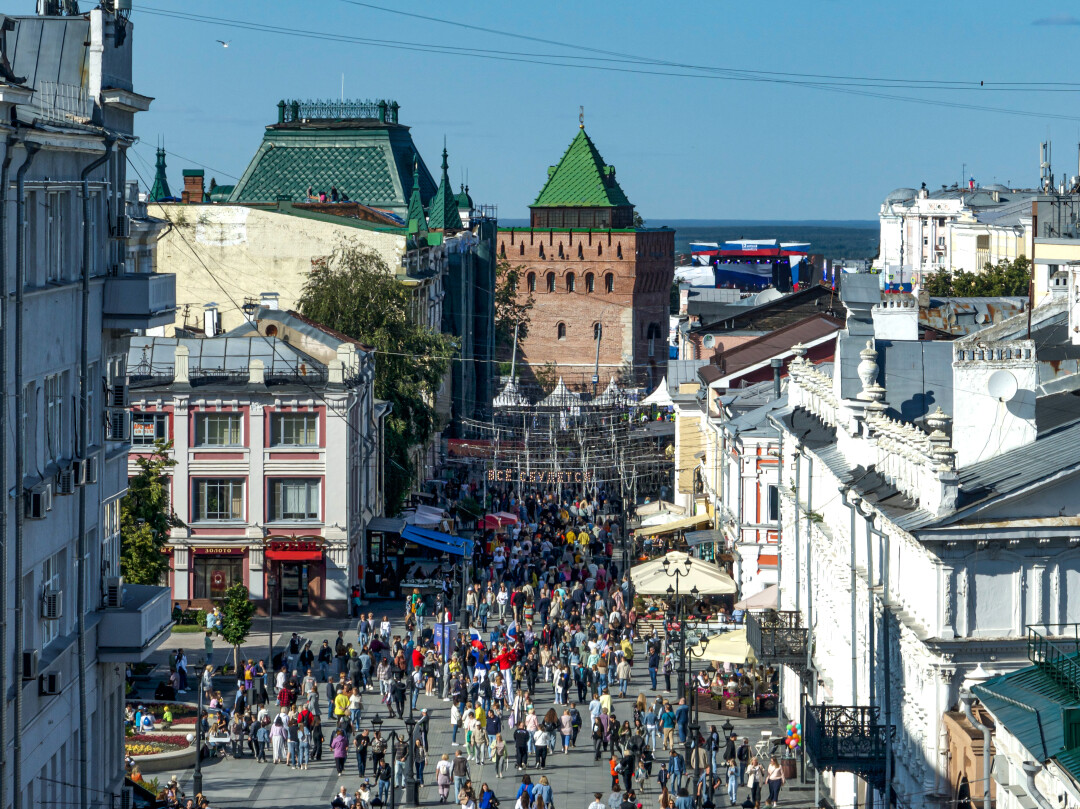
[126,699,199,720]
[125,734,191,756]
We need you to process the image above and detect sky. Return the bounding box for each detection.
[126,0,1080,221]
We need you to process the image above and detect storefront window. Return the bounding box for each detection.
[192,556,243,599]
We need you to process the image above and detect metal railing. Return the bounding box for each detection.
[278,98,399,124]
[33,81,93,125]
[803,704,892,779]
[746,609,809,664]
[1028,625,1080,702]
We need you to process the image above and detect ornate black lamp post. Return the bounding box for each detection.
[661,555,697,700]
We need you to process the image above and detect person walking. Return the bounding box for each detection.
[493,733,508,778]
[436,753,454,803]
[765,756,784,808]
[534,775,554,809]
[726,759,738,806]
[376,757,393,806]
[746,757,765,809]
[452,749,471,798]
[415,738,428,784]
[355,728,370,777]
[331,729,349,775]
[532,725,549,769]
[270,715,287,764]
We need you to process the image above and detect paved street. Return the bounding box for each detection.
[136,612,814,809]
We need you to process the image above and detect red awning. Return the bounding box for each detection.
[266,549,324,562]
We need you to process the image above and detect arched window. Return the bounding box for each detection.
[566,272,576,292]
[593,322,602,340]
[585,272,595,293]
[647,322,662,357]
[527,272,536,292]
[499,242,506,258]
[577,243,584,259]
[265,325,278,337]
[557,322,567,340]
[617,244,623,259]
[605,273,615,293]
[538,244,545,259]
[598,243,603,256]
[546,272,556,292]
[519,242,524,256]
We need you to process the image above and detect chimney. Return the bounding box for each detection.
[260,291,280,310]
[174,344,190,386]
[181,169,205,204]
[203,302,219,337]
[248,358,266,387]
[770,357,783,399]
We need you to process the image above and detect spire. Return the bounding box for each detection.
[149,145,172,202]
[427,139,463,231]
[406,152,427,235]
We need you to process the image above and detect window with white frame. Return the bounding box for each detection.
[46,191,66,283]
[132,412,169,446]
[195,413,242,446]
[272,412,317,446]
[44,372,65,463]
[85,362,97,447]
[41,551,63,646]
[268,478,320,522]
[192,479,245,522]
[767,484,779,522]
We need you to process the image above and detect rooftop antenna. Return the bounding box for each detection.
[340,73,344,103]
[579,105,584,129]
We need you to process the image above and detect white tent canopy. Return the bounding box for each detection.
[493,378,530,408]
[734,584,779,611]
[540,377,582,408]
[630,551,737,595]
[592,376,624,407]
[641,376,674,407]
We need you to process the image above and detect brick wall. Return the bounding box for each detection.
[498,227,674,387]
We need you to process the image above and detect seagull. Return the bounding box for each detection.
[216,40,230,48]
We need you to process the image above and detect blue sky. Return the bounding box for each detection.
[129,1,1080,221]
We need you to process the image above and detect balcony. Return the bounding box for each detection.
[103,273,176,330]
[746,609,809,666]
[803,704,893,787]
[97,584,174,662]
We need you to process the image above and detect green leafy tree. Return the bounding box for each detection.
[220,583,256,675]
[633,211,645,228]
[120,442,182,585]
[533,360,558,393]
[495,258,533,358]
[921,256,1031,297]
[297,245,457,514]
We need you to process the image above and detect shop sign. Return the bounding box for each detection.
[193,547,246,555]
[268,540,323,552]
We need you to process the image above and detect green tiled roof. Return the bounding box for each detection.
[531,127,632,209]
[228,122,437,216]
[427,146,463,231]
[454,184,473,211]
[406,161,427,235]
[149,147,172,202]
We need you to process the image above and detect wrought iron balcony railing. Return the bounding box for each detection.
[803,704,893,787]
[1028,625,1080,702]
[746,609,809,666]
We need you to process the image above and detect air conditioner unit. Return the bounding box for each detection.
[24,484,52,520]
[105,576,124,609]
[115,214,130,240]
[21,649,39,681]
[41,588,63,621]
[38,671,61,696]
[107,384,129,408]
[56,464,76,495]
[106,408,130,442]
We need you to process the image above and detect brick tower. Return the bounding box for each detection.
[499,123,674,391]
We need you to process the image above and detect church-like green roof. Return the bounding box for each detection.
[531,128,632,209]
[427,146,463,231]
[149,147,172,202]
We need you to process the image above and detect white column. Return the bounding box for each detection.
[248,402,265,534]
[172,397,190,529]
[173,546,190,600]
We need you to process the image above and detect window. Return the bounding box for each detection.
[192,479,244,522]
[566,272,576,292]
[593,322,602,340]
[41,551,63,646]
[44,372,64,463]
[268,478,320,521]
[976,235,990,249]
[546,272,556,292]
[85,362,97,447]
[46,192,65,283]
[132,412,169,446]
[272,412,317,446]
[557,322,567,341]
[527,272,536,292]
[193,556,243,600]
[605,273,614,293]
[647,323,662,357]
[768,485,779,521]
[585,272,595,293]
[195,412,242,446]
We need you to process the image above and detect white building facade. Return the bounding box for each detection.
[1,7,176,809]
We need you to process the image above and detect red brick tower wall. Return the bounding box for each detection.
[499,227,674,388]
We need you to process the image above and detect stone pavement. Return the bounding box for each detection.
[138,611,816,808]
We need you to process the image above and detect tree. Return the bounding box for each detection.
[220,582,256,675]
[297,245,457,514]
[120,442,182,585]
[920,256,1031,297]
[633,211,645,228]
[495,258,533,358]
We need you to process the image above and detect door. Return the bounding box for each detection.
[280,563,309,612]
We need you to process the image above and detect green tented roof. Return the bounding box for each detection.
[427,147,463,231]
[531,128,632,209]
[227,123,437,215]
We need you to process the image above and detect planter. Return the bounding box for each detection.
[780,758,797,780]
[126,732,196,775]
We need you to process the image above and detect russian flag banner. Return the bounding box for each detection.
[470,628,484,649]
[506,621,518,640]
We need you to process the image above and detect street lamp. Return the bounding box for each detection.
[661,556,696,700]
[192,666,213,796]
[684,633,708,809]
[404,712,420,807]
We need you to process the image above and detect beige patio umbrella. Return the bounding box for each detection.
[699,628,757,665]
[631,551,737,596]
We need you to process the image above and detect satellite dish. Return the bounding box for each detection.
[987,370,1019,402]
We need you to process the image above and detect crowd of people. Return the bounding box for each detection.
[155,486,788,809]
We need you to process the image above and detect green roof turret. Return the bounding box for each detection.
[148,146,172,202]
[427,141,463,231]
[406,153,428,235]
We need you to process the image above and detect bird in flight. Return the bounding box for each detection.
[216,40,231,48]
